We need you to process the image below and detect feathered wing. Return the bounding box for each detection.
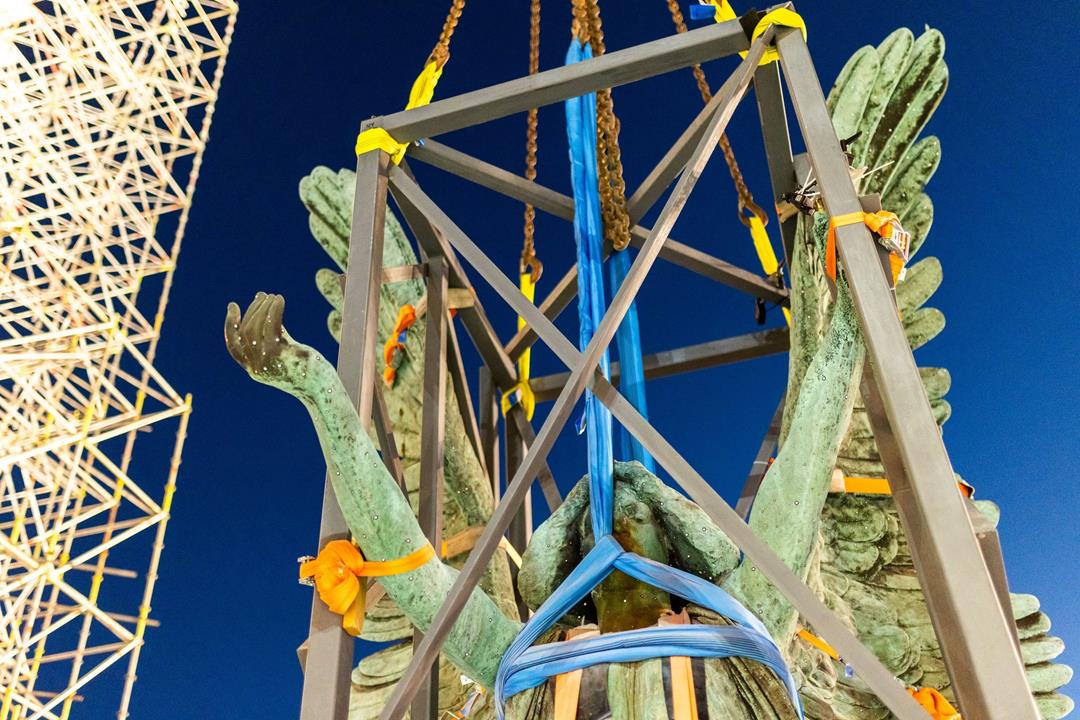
[797,29,1072,720]
[298,167,516,719]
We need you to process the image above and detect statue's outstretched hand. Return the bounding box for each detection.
[225,292,320,396]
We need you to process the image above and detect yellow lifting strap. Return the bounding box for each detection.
[826,211,910,285]
[747,214,791,325]
[796,629,962,719]
[355,59,444,164]
[299,539,435,637]
[704,2,806,66]
[501,271,538,421]
[693,2,792,326]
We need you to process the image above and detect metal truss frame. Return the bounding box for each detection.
[298,9,1035,720]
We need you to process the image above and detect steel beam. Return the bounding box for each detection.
[377,37,768,719]
[529,328,789,402]
[777,28,1037,718]
[410,141,573,220]
[372,19,750,143]
[478,367,501,501]
[412,258,449,720]
[299,150,390,720]
[964,497,1021,651]
[446,316,488,480]
[504,417,532,621]
[373,383,407,493]
[735,394,785,519]
[629,227,788,303]
[752,62,799,264]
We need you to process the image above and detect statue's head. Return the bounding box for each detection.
[519,461,740,633]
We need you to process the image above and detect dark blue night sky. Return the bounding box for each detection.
[88,2,1079,716]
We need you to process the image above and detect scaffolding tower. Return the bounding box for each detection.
[0,2,236,717]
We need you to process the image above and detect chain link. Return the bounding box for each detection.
[571,0,632,251]
[664,0,767,226]
[429,0,467,68]
[521,0,543,281]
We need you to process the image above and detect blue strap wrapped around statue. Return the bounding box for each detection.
[493,38,803,720]
[607,248,655,472]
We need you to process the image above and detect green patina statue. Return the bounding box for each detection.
[225,28,1072,720]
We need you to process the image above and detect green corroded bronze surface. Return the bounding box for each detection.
[226,25,1071,720]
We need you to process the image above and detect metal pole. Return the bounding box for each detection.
[373,382,407,493]
[478,367,501,502]
[776,28,1037,718]
[504,417,532,621]
[298,149,390,720]
[752,62,799,263]
[412,258,449,720]
[446,316,488,480]
[735,394,785,519]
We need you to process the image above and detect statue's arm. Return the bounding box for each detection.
[727,280,864,640]
[225,293,520,687]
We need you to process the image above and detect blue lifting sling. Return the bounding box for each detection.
[493,38,803,720]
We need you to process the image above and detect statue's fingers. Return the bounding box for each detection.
[240,292,270,343]
[265,294,285,343]
[224,302,244,363]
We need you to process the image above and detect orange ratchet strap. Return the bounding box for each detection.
[299,539,434,637]
[383,304,418,387]
[826,211,910,285]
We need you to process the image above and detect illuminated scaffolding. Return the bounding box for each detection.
[0,2,237,717]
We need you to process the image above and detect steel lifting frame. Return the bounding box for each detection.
[297,9,1036,720]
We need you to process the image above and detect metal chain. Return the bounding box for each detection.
[664,0,767,226]
[521,0,543,281]
[429,0,467,68]
[571,0,632,251]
